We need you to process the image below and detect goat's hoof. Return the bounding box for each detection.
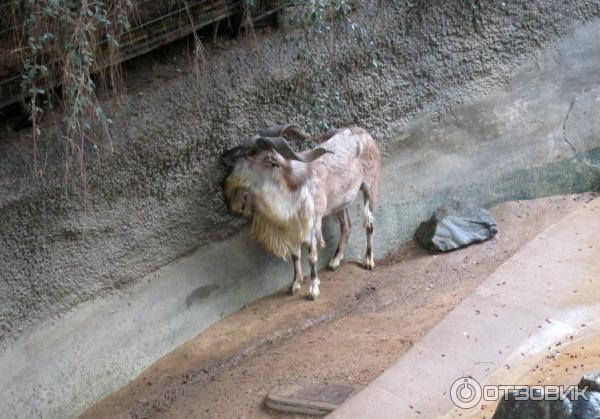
[289,281,301,295]
[308,282,320,300]
[364,257,375,270]
[328,259,340,271]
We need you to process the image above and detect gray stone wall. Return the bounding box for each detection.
[2,0,600,345]
[1,1,600,417]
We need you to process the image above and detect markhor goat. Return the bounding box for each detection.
[222,124,381,300]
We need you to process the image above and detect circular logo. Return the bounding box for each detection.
[450,377,482,409]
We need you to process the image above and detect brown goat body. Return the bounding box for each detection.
[222,124,381,300]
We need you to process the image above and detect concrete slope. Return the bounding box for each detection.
[78,194,592,419]
[329,198,600,419]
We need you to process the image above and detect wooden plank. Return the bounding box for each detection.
[265,383,363,416]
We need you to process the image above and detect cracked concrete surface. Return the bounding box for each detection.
[330,196,600,419]
[80,194,597,419]
[563,97,578,154]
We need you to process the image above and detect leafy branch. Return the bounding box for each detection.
[13,0,133,201]
[280,0,381,134]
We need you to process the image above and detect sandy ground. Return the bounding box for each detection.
[82,193,597,419]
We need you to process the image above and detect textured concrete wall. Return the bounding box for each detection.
[1,1,600,417]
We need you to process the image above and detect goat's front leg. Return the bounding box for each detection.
[307,238,320,300]
[289,246,303,295]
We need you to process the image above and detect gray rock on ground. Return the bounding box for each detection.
[492,389,572,419]
[579,373,600,392]
[415,201,498,251]
[492,373,600,419]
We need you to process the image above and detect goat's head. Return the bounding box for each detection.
[221,124,330,217]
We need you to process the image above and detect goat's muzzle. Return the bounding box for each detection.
[223,175,253,217]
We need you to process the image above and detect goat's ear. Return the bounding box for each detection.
[302,147,332,162]
[281,124,311,142]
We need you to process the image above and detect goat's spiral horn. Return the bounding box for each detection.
[256,137,332,163]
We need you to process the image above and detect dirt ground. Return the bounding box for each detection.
[82,193,597,419]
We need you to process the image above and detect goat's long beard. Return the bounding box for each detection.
[250,184,314,260]
[250,211,312,260]
[225,172,313,259]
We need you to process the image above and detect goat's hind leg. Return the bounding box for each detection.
[289,246,303,295]
[361,183,375,270]
[308,239,320,300]
[328,208,351,271]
